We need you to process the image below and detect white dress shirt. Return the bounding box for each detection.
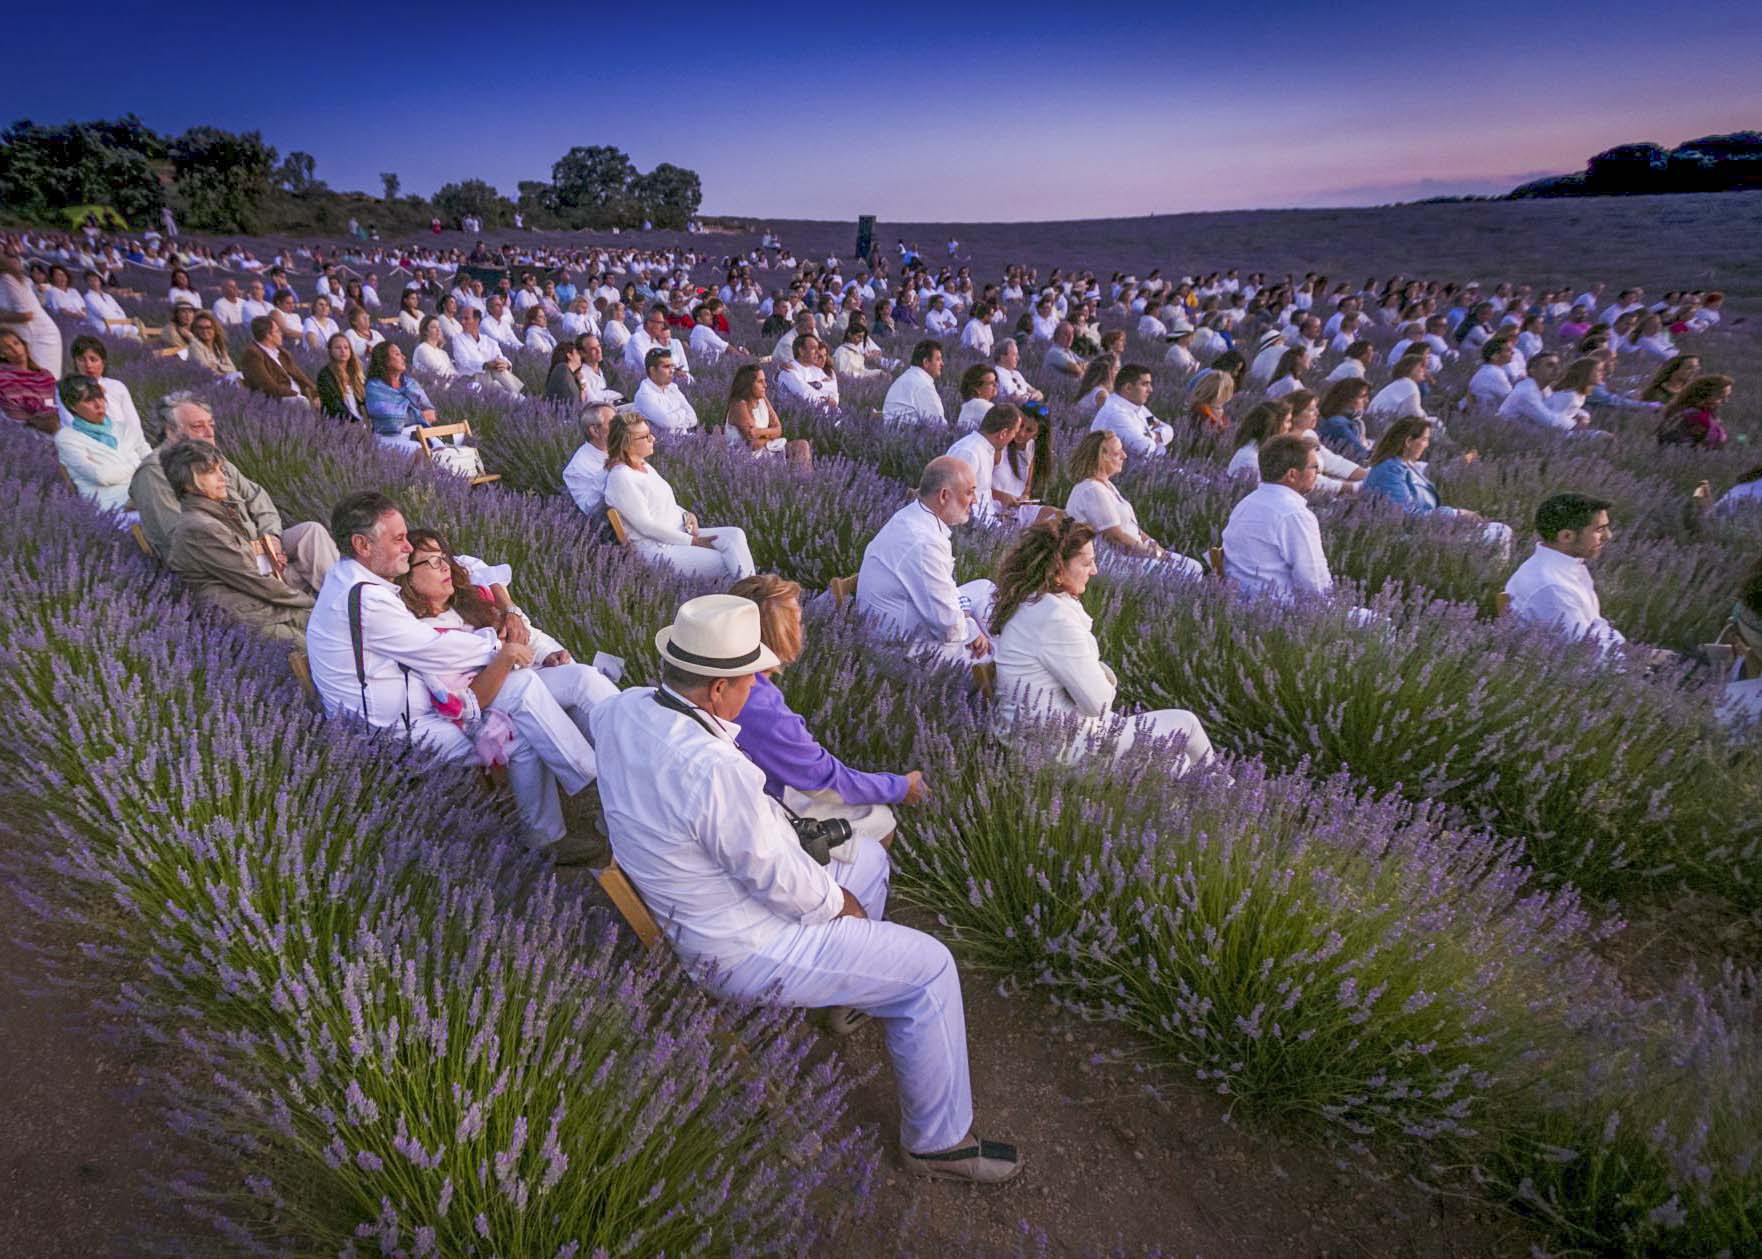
[882,365,947,426]
[483,310,521,350]
[1090,393,1172,458]
[562,441,609,517]
[1498,379,1574,432]
[993,363,1034,401]
[960,318,994,355]
[560,310,600,339]
[689,323,730,365]
[590,686,843,967]
[633,378,699,432]
[1468,364,1513,409]
[947,431,1000,523]
[1367,377,1425,423]
[305,557,495,738]
[857,501,977,646]
[451,330,507,375]
[578,362,619,404]
[777,363,837,409]
[1324,358,1366,383]
[992,592,1117,738]
[603,462,696,546]
[1503,544,1625,655]
[1220,482,1332,597]
[623,328,689,378]
[924,307,957,335]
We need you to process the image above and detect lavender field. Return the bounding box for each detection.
[7,192,1762,1257]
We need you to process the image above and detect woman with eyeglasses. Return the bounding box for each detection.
[602,414,755,580]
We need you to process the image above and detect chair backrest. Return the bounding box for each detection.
[129,523,158,559]
[973,660,996,701]
[288,649,319,706]
[1494,591,1513,618]
[416,421,472,449]
[829,574,858,607]
[1207,546,1226,579]
[605,506,631,546]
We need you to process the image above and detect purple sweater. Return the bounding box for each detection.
[734,673,907,805]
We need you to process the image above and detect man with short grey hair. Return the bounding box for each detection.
[129,392,337,591]
[856,456,996,666]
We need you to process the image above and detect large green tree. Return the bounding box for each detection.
[630,162,702,229]
[550,145,636,228]
[169,126,277,232]
[0,116,165,226]
[432,178,510,227]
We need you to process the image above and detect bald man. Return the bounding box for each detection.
[856,456,996,667]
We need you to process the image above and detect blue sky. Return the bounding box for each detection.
[11,1,1762,220]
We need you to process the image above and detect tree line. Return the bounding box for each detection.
[0,116,703,234]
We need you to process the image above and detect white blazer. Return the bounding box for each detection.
[992,593,1117,742]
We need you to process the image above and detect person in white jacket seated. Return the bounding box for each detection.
[411,315,458,381]
[946,404,1031,527]
[602,414,754,581]
[562,402,616,519]
[1219,436,1335,598]
[688,307,740,367]
[1497,353,1594,435]
[54,374,151,516]
[856,456,996,669]
[1465,338,1517,412]
[776,335,839,410]
[451,307,525,395]
[1064,430,1205,578]
[990,517,1216,774]
[882,341,949,426]
[588,592,1022,1184]
[632,348,700,433]
[66,334,147,444]
[306,493,604,866]
[1366,353,1432,425]
[81,271,141,339]
[1089,364,1173,458]
[991,338,1044,408]
[833,316,891,380]
[1502,492,1635,659]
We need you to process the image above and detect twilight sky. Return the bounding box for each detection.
[12,1,1762,221]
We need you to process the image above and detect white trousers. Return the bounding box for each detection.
[635,525,755,581]
[1118,709,1214,775]
[707,837,973,1154]
[479,368,526,396]
[916,578,997,668]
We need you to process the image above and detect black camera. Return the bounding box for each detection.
[791,815,852,865]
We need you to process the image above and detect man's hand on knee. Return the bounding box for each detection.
[838,889,867,919]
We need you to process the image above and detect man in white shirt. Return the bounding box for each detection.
[776,336,838,410]
[1043,322,1084,377]
[1220,436,1333,598]
[924,296,957,336]
[990,339,1043,407]
[772,309,815,369]
[1089,365,1172,458]
[623,306,691,382]
[571,334,622,405]
[688,308,738,367]
[857,457,997,668]
[946,405,1022,525]
[306,492,606,864]
[1030,298,1060,342]
[241,280,273,325]
[882,341,949,426]
[451,307,525,395]
[632,348,699,432]
[1503,493,1631,658]
[1466,339,1517,412]
[211,278,247,327]
[960,304,995,357]
[590,594,1019,1183]
[483,294,521,352]
[1497,353,1581,433]
[562,403,615,518]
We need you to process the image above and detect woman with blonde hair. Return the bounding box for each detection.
[989,516,1216,772]
[185,310,237,376]
[603,413,756,580]
[1185,368,1234,432]
[728,572,925,856]
[1064,430,1205,576]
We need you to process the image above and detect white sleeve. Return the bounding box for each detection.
[360,583,498,674]
[1037,607,1117,719]
[1284,509,1332,595]
[901,537,972,644]
[1066,480,1121,531]
[700,760,844,923]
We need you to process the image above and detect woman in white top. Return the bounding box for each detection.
[724,363,811,466]
[67,335,146,444]
[1367,352,1431,424]
[833,316,889,379]
[344,304,385,363]
[54,374,150,515]
[990,517,1215,773]
[1226,399,1294,483]
[1285,389,1364,494]
[599,302,631,355]
[436,294,464,340]
[411,315,457,380]
[1324,340,1373,384]
[167,268,203,311]
[1262,347,1309,400]
[1072,354,1117,421]
[601,414,756,581]
[271,290,303,340]
[1064,430,1204,577]
[956,363,997,430]
[559,296,598,340]
[302,294,340,351]
[523,306,557,357]
[40,266,87,317]
[396,289,426,336]
[992,411,1049,527]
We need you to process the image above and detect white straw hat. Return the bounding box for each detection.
[654,594,781,678]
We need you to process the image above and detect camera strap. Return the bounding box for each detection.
[348,582,412,742]
[650,686,810,827]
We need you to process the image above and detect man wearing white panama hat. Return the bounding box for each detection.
[590,593,1022,1184]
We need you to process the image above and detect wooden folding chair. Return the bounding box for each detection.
[288,649,319,706]
[415,420,501,487]
[1494,591,1512,618]
[1207,546,1226,579]
[973,661,997,701]
[593,857,662,950]
[154,345,186,359]
[129,523,157,559]
[605,506,631,546]
[828,574,858,607]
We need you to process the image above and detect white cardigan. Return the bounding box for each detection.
[992,592,1117,740]
[603,462,694,547]
[55,412,150,510]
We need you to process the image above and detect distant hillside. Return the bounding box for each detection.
[1511,131,1762,198]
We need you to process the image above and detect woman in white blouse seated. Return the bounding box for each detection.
[1064,430,1205,578]
[1366,353,1432,425]
[435,294,464,340]
[271,289,303,340]
[1072,353,1117,422]
[523,306,556,357]
[991,517,1216,774]
[1226,399,1294,482]
[1262,347,1310,401]
[833,316,890,379]
[54,374,150,516]
[41,265,88,317]
[559,296,598,340]
[602,414,756,581]
[344,304,385,363]
[302,294,341,351]
[956,363,998,430]
[67,334,147,444]
[992,410,1050,527]
[396,288,426,336]
[1284,389,1364,494]
[411,315,458,380]
[724,364,810,466]
[167,267,203,311]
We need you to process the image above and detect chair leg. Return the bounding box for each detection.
[594,860,663,950]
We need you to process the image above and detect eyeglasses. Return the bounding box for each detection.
[410,554,451,573]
